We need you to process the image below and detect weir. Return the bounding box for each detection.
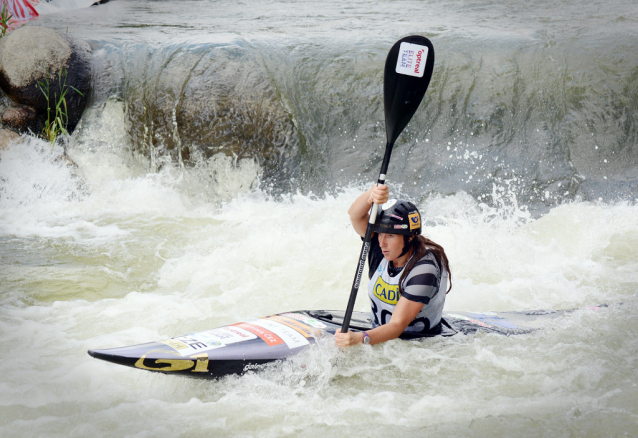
[25,1,638,209]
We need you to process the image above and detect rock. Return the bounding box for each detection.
[2,105,37,132]
[0,26,91,132]
[0,128,20,151]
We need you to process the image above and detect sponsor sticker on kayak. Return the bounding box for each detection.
[250,318,309,349]
[266,315,316,338]
[280,313,327,329]
[234,322,284,347]
[162,335,225,357]
[161,326,258,356]
[395,42,428,78]
[196,326,257,345]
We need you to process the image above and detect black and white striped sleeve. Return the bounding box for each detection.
[400,253,441,305]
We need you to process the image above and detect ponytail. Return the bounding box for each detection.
[399,235,452,295]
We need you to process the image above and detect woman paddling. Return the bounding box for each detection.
[335,184,452,347]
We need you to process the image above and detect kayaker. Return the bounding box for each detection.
[335,184,452,347]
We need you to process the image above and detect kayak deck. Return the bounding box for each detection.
[88,308,571,379]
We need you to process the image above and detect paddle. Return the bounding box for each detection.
[341,35,435,333]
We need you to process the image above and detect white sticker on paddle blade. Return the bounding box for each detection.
[395,42,428,78]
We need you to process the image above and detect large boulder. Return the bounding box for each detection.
[0,128,20,152]
[0,26,91,132]
[2,104,37,132]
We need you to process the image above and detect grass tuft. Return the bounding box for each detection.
[37,68,84,144]
[0,1,13,38]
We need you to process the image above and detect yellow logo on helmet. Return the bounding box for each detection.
[408,212,420,230]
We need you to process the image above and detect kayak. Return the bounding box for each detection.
[88,307,576,379]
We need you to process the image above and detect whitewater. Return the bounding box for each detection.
[1,0,637,436]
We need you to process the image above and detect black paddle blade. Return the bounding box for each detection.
[384,35,435,145]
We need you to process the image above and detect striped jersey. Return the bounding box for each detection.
[367,236,447,335]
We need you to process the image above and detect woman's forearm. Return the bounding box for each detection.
[334,297,424,347]
[365,321,406,345]
[367,298,424,344]
[334,320,409,347]
[348,188,374,236]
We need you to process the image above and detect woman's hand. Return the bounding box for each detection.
[334,329,364,348]
[335,299,425,348]
[368,183,389,206]
[348,183,391,237]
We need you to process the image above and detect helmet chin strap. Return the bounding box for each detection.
[398,235,413,258]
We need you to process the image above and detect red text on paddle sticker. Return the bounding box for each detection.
[395,42,428,78]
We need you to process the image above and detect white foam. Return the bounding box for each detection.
[1,121,637,438]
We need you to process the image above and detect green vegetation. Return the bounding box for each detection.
[37,68,83,144]
[0,1,13,38]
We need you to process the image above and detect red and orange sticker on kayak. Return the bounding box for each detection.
[234,322,284,346]
[266,315,317,338]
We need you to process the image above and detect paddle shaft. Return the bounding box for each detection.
[341,141,394,332]
[339,34,434,334]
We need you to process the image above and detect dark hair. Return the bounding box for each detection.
[399,235,452,295]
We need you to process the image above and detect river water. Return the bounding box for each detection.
[1,0,637,436]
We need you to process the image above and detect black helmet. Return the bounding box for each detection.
[372,199,422,236]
